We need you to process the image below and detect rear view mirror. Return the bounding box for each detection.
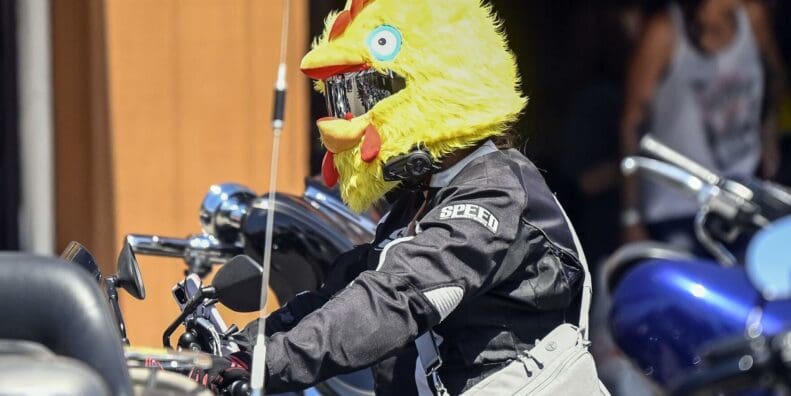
[116,237,146,300]
[746,216,791,301]
[213,255,262,313]
[60,242,101,282]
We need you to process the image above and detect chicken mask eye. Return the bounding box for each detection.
[367,25,402,62]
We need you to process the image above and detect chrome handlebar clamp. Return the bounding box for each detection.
[124,183,257,277]
[199,183,256,244]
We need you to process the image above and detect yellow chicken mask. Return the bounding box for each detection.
[301,0,527,212]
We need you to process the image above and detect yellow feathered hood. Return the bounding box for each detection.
[302,0,527,212]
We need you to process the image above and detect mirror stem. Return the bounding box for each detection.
[105,277,129,345]
[162,286,216,348]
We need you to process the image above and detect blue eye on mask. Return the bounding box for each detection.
[367,25,402,62]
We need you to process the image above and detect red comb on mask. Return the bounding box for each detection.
[329,0,374,40]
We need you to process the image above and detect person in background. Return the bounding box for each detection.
[620,0,786,249]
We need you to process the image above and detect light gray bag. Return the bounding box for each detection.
[418,197,610,396]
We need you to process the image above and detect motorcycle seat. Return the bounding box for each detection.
[602,242,694,293]
[0,339,54,357]
[0,253,133,396]
[0,350,109,395]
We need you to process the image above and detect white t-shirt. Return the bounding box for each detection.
[642,4,764,223]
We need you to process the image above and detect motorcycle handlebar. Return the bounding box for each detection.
[640,135,721,187]
[127,234,192,258]
[622,156,707,198]
[126,234,242,264]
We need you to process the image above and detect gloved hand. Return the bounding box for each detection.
[189,352,252,392]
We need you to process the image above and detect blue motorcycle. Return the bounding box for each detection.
[604,135,791,395]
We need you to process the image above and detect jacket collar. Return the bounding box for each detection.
[430,140,499,188]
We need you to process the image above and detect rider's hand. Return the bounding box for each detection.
[190,352,251,391]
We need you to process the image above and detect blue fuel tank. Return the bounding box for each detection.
[610,259,791,388]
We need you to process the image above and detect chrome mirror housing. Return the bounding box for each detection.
[199,183,256,243]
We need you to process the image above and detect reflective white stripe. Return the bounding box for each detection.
[553,195,593,340]
[375,236,415,271]
[424,286,464,322]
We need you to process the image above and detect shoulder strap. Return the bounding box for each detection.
[552,195,592,341]
[416,196,593,396]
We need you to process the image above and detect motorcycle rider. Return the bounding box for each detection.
[217,0,586,394]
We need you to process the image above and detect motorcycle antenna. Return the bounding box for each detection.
[251,0,291,394]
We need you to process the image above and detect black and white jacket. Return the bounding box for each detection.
[241,141,584,395]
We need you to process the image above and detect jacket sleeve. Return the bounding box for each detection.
[263,180,529,393]
[235,244,372,349]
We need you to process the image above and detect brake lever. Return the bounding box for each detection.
[222,324,240,340]
[640,135,721,186]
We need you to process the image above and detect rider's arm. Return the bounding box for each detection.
[236,244,372,347]
[262,177,528,393]
[267,243,372,334]
[746,0,787,179]
[620,12,674,239]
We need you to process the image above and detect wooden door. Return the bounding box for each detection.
[54,0,311,347]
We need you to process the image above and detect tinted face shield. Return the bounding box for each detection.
[324,69,407,119]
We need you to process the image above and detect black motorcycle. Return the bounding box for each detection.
[124,179,378,395]
[0,178,378,395]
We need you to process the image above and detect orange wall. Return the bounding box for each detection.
[99,0,310,347]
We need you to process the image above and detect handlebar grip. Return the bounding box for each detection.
[640,135,721,186]
[126,234,190,258]
[227,380,251,396]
